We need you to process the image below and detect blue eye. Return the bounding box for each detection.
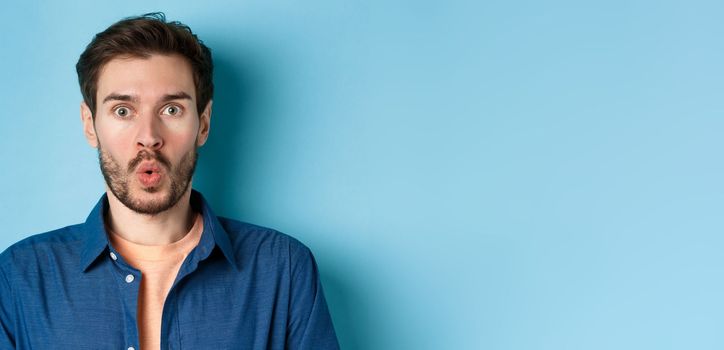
[114,106,131,118]
[163,105,182,116]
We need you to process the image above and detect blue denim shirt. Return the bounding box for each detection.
[0,190,339,349]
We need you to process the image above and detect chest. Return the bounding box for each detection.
[11,259,292,350]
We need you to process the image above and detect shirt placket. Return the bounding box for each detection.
[108,248,142,350]
[160,245,208,350]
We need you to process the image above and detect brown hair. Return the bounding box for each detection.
[76,12,213,116]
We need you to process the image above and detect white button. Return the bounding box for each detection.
[125,274,135,283]
[110,252,118,260]
[128,347,135,350]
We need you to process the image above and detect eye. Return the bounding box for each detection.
[162,105,183,116]
[113,106,132,118]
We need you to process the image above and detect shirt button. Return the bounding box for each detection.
[125,274,135,283]
[110,252,118,260]
[128,347,136,350]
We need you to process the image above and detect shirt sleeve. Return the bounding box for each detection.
[0,263,16,349]
[286,245,340,350]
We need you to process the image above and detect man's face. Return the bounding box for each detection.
[81,54,211,215]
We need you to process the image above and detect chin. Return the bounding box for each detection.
[123,187,177,215]
[140,185,162,194]
[133,187,172,203]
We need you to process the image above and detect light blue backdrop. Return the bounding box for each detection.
[1,1,723,349]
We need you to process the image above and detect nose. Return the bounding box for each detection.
[135,114,164,150]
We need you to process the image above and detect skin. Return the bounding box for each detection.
[81,54,212,245]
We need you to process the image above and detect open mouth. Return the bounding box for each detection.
[136,163,163,187]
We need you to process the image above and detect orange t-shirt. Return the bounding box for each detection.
[108,213,204,350]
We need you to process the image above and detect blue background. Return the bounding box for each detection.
[1,1,723,349]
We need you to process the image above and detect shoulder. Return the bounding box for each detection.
[215,217,314,266]
[0,224,85,273]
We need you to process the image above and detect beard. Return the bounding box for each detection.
[98,145,198,215]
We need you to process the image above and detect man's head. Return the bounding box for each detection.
[77,12,213,116]
[77,13,214,215]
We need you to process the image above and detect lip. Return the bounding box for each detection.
[136,162,162,175]
[135,161,164,187]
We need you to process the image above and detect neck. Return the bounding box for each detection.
[105,187,196,246]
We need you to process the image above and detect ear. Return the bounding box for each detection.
[80,101,98,148]
[196,100,212,147]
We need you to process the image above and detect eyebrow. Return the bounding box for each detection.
[101,92,193,104]
[102,93,137,104]
[161,92,193,102]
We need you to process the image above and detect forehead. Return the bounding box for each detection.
[96,54,196,102]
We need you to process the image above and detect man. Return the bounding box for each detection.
[0,13,339,350]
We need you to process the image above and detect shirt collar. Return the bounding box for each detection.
[190,190,239,270]
[80,189,238,272]
[79,193,110,272]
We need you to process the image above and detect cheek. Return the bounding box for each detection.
[163,127,196,147]
[165,129,200,154]
[96,128,134,160]
[165,119,200,148]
